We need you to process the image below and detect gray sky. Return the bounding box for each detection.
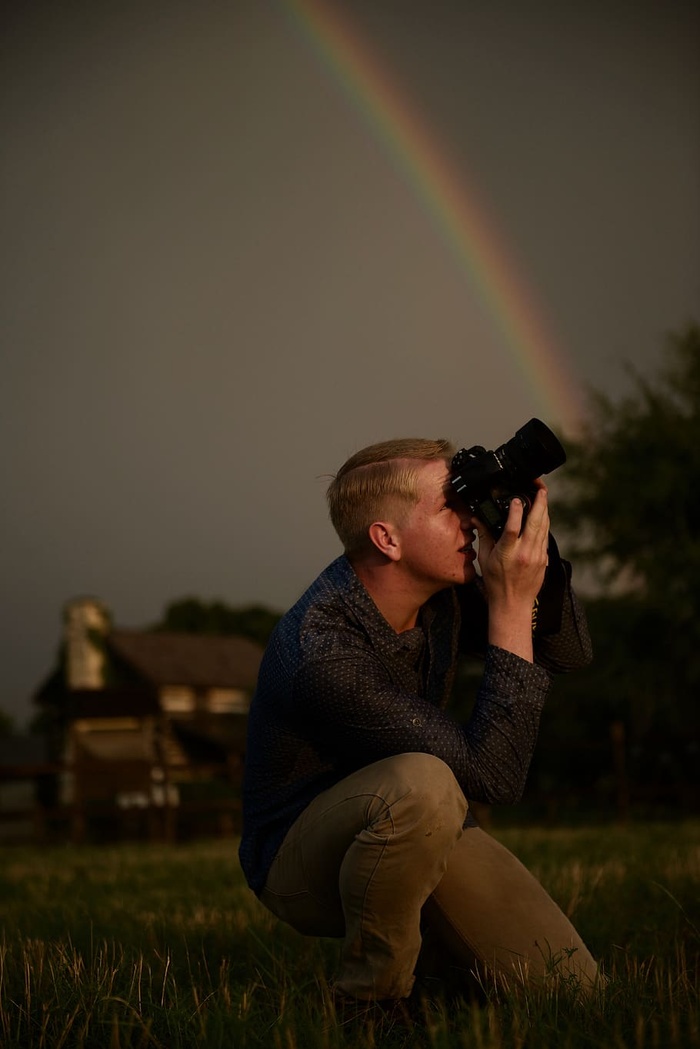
[2,0,699,727]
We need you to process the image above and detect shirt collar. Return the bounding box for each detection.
[329,554,435,661]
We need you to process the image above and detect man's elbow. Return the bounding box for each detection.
[538,640,593,675]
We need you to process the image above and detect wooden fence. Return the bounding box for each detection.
[1,722,698,844]
[0,759,242,844]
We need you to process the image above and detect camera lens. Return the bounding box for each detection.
[501,419,566,479]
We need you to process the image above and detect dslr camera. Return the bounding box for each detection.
[450,418,566,537]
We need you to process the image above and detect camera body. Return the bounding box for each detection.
[450,418,566,537]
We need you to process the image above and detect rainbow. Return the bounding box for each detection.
[281,0,584,429]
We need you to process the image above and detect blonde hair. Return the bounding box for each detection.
[327,438,456,556]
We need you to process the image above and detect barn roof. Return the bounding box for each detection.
[107,631,264,690]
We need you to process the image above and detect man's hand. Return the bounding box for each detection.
[476,480,550,662]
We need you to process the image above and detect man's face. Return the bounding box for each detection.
[394,459,478,591]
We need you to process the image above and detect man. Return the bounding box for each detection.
[239,437,600,1009]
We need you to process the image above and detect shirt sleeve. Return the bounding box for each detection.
[534,571,593,672]
[292,642,550,805]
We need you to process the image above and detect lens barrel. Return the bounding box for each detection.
[499,418,566,480]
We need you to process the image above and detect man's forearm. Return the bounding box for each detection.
[487,598,536,663]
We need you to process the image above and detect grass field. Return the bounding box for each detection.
[0,820,698,1048]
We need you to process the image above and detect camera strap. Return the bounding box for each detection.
[531,533,570,636]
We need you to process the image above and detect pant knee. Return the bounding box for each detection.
[368,753,467,839]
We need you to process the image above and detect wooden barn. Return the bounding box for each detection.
[31,597,265,841]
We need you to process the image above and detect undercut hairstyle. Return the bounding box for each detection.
[327,437,456,557]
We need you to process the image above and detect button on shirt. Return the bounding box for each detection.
[239,555,591,894]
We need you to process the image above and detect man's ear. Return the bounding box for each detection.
[367,521,402,561]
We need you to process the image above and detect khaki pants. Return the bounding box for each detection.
[260,753,599,1001]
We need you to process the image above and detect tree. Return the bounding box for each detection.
[556,323,700,734]
[154,598,282,647]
